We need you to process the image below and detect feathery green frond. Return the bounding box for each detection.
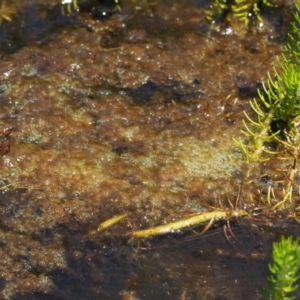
[207,0,276,25]
[263,236,300,300]
[237,5,300,163]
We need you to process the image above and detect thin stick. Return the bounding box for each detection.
[90,213,129,234]
[132,210,248,238]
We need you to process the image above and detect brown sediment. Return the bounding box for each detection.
[0,0,295,298]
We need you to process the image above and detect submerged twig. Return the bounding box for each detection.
[90,213,129,234]
[131,209,248,239]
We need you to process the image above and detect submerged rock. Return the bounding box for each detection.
[0,0,288,298]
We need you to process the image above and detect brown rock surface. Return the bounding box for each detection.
[0,0,290,298]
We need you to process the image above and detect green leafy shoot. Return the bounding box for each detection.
[206,0,276,25]
[232,0,275,25]
[285,8,300,65]
[237,5,300,162]
[263,236,300,300]
[206,0,233,23]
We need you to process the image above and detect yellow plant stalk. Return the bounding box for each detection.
[90,213,129,234]
[132,209,248,238]
[0,1,17,24]
[61,0,78,15]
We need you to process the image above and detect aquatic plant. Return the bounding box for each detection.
[61,0,79,14]
[263,236,300,300]
[236,5,300,162]
[206,0,275,25]
[0,0,17,24]
[233,5,300,209]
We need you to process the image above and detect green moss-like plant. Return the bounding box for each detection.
[206,0,275,25]
[236,4,300,162]
[263,236,300,300]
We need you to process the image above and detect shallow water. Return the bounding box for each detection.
[0,0,299,299]
[10,219,300,300]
